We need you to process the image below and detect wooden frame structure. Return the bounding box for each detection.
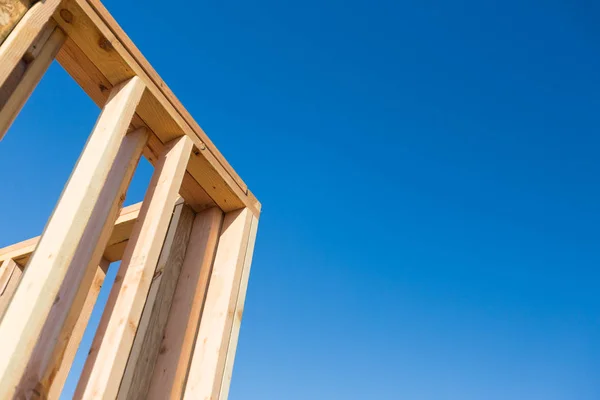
[0,1,261,398]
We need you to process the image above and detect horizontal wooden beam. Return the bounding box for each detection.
[52,0,261,216]
[0,202,142,266]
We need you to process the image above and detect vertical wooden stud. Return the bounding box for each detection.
[183,208,255,400]
[219,214,259,400]
[0,76,145,399]
[17,127,149,398]
[146,207,223,399]
[47,258,110,399]
[75,135,193,400]
[117,203,195,400]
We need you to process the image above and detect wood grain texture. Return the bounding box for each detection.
[17,128,149,399]
[75,135,193,400]
[147,207,223,400]
[183,208,253,400]
[0,0,60,88]
[52,0,261,216]
[0,0,31,45]
[117,204,195,400]
[47,258,109,399]
[0,257,17,295]
[0,203,142,268]
[0,25,65,139]
[84,0,247,194]
[0,261,22,318]
[219,214,259,400]
[0,75,145,399]
[55,34,217,212]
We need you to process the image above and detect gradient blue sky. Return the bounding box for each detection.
[0,0,598,399]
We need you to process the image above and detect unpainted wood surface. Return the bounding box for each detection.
[219,214,259,400]
[0,24,65,139]
[0,75,145,399]
[0,261,22,318]
[0,0,31,45]
[17,128,149,398]
[55,34,217,213]
[118,203,195,400]
[0,202,142,268]
[0,257,17,295]
[47,258,109,399]
[75,135,193,400]
[147,207,223,399]
[0,0,60,90]
[183,208,253,400]
[52,0,261,216]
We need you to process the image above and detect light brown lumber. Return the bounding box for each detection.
[147,207,223,399]
[183,208,254,400]
[0,257,17,295]
[0,261,22,318]
[0,75,146,399]
[0,0,61,91]
[219,214,259,400]
[47,258,109,399]
[117,203,195,400]
[53,0,261,216]
[55,35,218,213]
[0,24,65,139]
[75,135,193,400]
[0,202,142,267]
[84,0,246,193]
[17,127,149,398]
[0,1,32,44]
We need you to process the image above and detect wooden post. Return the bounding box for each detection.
[75,135,193,400]
[0,76,145,399]
[17,127,149,398]
[47,258,110,399]
[0,23,66,139]
[117,203,195,400]
[0,0,61,89]
[146,207,223,399]
[218,214,259,400]
[183,208,257,400]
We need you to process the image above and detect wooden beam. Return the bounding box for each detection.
[146,207,223,399]
[0,24,65,139]
[52,0,261,216]
[0,202,142,266]
[0,0,61,88]
[55,35,217,213]
[0,75,145,399]
[0,260,22,318]
[47,258,109,399]
[17,127,149,398]
[219,214,259,399]
[0,1,32,45]
[75,135,193,400]
[183,208,254,400]
[0,257,17,295]
[85,0,246,193]
[117,203,195,400]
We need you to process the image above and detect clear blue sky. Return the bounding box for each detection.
[0,0,598,398]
